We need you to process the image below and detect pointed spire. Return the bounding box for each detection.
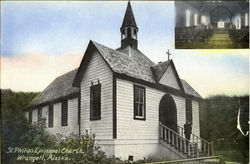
[121,1,137,28]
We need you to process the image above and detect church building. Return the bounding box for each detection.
[175,1,249,49]
[27,2,213,161]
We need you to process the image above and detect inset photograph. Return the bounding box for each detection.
[175,1,249,49]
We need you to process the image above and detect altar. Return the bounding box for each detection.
[218,21,225,28]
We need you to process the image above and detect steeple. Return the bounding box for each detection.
[120,1,138,49]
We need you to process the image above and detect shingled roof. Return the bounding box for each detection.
[31,40,201,107]
[74,40,201,98]
[181,79,201,98]
[121,1,138,28]
[92,41,155,83]
[30,68,79,106]
[151,60,171,82]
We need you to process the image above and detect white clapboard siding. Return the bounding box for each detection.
[172,95,186,128]
[116,78,187,140]
[159,66,180,90]
[67,98,79,133]
[192,100,200,137]
[32,109,38,123]
[80,50,113,139]
[117,78,162,140]
[46,98,79,136]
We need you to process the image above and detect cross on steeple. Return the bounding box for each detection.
[166,49,172,61]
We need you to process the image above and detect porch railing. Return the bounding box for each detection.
[177,125,214,156]
[159,122,199,157]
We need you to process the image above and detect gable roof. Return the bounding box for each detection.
[30,68,79,106]
[181,79,201,98]
[73,40,201,98]
[31,40,201,107]
[73,40,156,87]
[151,60,185,92]
[151,60,171,82]
[121,1,138,28]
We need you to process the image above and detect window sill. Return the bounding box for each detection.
[90,117,101,121]
[134,116,146,120]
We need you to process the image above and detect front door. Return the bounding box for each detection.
[159,94,178,132]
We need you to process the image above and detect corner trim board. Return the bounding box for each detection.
[113,73,117,139]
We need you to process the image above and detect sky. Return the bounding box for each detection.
[1,1,249,98]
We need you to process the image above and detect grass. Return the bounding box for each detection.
[215,150,247,164]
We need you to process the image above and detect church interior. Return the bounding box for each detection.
[175,1,249,49]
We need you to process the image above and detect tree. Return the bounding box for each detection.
[200,95,249,163]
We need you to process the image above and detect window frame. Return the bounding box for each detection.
[90,84,101,121]
[61,100,68,126]
[37,107,42,121]
[28,111,32,123]
[133,85,146,120]
[48,104,54,128]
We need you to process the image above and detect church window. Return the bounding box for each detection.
[194,14,198,26]
[134,85,146,120]
[28,111,32,123]
[186,10,190,27]
[186,99,192,123]
[48,104,54,127]
[61,100,68,126]
[245,13,248,26]
[90,84,101,120]
[38,107,42,121]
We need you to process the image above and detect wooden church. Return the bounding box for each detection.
[27,2,213,161]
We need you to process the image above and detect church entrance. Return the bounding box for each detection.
[159,94,177,132]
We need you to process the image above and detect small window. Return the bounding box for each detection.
[134,85,146,120]
[134,29,137,35]
[186,99,192,123]
[28,111,32,123]
[61,100,68,126]
[38,108,42,121]
[48,104,54,127]
[90,84,101,120]
[127,28,131,38]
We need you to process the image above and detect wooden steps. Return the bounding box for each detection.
[160,123,214,159]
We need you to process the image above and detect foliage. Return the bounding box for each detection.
[1,89,127,164]
[55,132,126,164]
[200,95,249,164]
[1,89,57,163]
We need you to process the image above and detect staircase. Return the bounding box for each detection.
[205,29,234,48]
[159,123,214,158]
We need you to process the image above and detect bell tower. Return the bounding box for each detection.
[120,1,138,49]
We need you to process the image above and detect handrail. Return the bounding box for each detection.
[161,123,195,145]
[159,122,198,157]
[177,125,211,144]
[177,125,214,156]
